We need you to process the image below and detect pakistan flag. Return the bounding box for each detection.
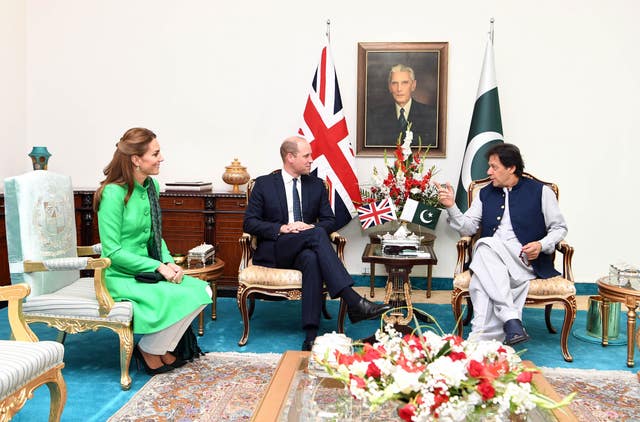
[399,199,442,230]
[455,35,504,212]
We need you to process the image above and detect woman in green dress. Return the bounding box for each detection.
[93,127,212,375]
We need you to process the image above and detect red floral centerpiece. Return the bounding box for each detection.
[315,324,574,421]
[360,127,442,218]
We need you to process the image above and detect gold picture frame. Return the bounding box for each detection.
[356,42,448,157]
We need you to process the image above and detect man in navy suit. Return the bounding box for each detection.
[366,64,437,148]
[244,136,391,350]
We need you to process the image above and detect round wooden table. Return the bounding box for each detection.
[183,258,225,335]
[597,275,640,372]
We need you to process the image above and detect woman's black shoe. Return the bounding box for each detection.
[133,346,174,375]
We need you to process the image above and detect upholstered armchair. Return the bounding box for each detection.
[3,171,134,390]
[236,175,347,346]
[0,283,66,422]
[451,173,577,362]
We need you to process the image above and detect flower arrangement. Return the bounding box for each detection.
[315,324,574,422]
[360,127,442,217]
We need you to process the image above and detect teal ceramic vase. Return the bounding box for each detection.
[28,146,52,170]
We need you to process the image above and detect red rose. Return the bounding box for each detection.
[398,403,416,422]
[516,371,534,383]
[477,380,496,400]
[366,361,381,378]
[468,360,484,377]
[448,351,467,361]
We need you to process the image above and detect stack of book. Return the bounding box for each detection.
[164,181,212,192]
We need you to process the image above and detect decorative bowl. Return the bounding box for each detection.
[222,158,250,193]
[172,254,186,265]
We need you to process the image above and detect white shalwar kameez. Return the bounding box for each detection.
[445,185,567,341]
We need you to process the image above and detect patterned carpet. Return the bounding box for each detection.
[541,367,640,421]
[108,352,281,421]
[108,352,640,421]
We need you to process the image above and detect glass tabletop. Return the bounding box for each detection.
[598,275,640,292]
[278,355,560,422]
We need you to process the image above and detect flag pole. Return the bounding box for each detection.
[489,17,495,43]
[326,19,331,44]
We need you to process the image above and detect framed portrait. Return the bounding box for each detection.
[356,42,448,157]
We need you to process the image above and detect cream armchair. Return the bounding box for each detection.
[451,173,577,362]
[236,175,347,346]
[0,283,66,422]
[4,171,134,390]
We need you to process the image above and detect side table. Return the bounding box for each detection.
[183,258,225,335]
[358,243,437,329]
[366,230,436,298]
[597,275,640,374]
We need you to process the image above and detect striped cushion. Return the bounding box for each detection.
[454,270,575,297]
[0,340,64,399]
[239,265,302,288]
[23,277,132,323]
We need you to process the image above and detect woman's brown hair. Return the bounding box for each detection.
[93,127,156,211]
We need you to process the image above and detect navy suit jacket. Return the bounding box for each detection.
[366,99,437,147]
[243,171,335,267]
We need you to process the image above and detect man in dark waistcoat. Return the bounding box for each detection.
[436,143,567,345]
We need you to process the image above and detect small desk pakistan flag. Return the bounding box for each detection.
[399,198,442,229]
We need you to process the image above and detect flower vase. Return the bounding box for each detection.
[28,146,52,170]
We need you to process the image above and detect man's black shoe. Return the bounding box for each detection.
[301,339,314,351]
[503,319,530,346]
[347,298,392,324]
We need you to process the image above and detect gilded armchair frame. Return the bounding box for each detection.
[236,175,347,346]
[0,283,67,422]
[450,173,577,362]
[22,250,134,390]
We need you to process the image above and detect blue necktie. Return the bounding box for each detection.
[399,108,408,131]
[292,178,302,222]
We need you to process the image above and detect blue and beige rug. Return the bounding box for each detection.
[107,351,640,421]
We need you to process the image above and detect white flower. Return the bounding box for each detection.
[390,367,422,395]
[401,130,414,160]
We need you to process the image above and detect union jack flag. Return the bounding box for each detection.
[299,41,361,230]
[357,198,397,230]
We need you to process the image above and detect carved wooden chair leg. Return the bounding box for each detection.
[544,304,557,333]
[46,369,67,422]
[560,299,576,362]
[463,298,474,326]
[321,292,332,319]
[337,299,347,334]
[452,292,467,337]
[237,290,252,346]
[116,327,133,390]
[248,296,256,318]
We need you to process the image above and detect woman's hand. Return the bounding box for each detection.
[157,263,184,284]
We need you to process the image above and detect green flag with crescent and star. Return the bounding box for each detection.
[455,34,504,212]
[399,198,442,230]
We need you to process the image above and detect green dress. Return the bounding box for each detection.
[97,178,212,334]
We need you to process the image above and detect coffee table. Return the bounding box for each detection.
[182,258,225,335]
[597,275,640,371]
[252,351,577,421]
[361,243,437,327]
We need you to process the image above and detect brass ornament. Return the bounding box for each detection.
[222,158,250,193]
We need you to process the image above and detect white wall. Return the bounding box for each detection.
[0,0,25,179]
[4,0,638,283]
